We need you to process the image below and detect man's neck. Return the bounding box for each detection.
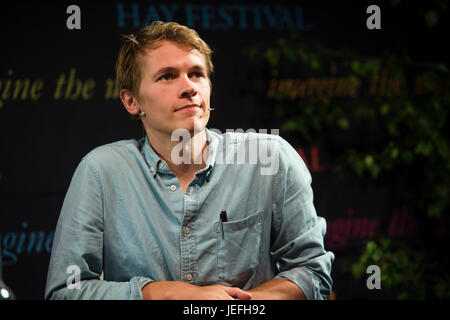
[146,128,208,178]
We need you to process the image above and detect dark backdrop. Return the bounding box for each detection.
[1,0,448,299]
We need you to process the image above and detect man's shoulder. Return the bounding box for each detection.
[206,129,302,161]
[82,138,143,164]
[211,129,284,145]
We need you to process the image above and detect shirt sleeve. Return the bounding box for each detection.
[270,137,335,300]
[44,153,153,300]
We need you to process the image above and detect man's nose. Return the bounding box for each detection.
[179,75,197,99]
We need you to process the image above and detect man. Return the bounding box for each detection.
[45,21,334,300]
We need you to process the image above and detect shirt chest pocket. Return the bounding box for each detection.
[215,211,263,288]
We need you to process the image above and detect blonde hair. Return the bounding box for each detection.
[115,21,214,98]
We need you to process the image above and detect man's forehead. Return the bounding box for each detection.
[141,41,206,69]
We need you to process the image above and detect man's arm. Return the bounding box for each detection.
[45,155,151,300]
[141,281,252,300]
[140,278,304,300]
[261,137,334,300]
[247,278,306,300]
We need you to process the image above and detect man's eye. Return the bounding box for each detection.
[159,74,173,81]
[190,72,204,78]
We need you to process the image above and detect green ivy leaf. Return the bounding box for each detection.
[311,58,320,70]
[372,249,383,262]
[338,117,349,130]
[380,103,390,115]
[280,119,299,132]
[364,155,374,167]
[415,141,433,156]
[265,49,280,66]
[351,60,362,75]
[366,241,377,254]
[425,10,439,28]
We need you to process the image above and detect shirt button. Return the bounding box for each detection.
[184,227,190,234]
[170,185,177,191]
[188,187,194,194]
[185,273,193,281]
[158,162,164,169]
[150,167,155,172]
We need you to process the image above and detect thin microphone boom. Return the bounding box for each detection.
[200,107,215,118]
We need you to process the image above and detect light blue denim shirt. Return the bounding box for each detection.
[45,129,334,300]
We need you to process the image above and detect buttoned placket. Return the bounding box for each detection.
[145,134,214,284]
[154,168,190,283]
[180,179,200,284]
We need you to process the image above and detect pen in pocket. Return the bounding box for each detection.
[220,211,227,239]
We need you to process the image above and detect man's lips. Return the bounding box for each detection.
[175,104,201,112]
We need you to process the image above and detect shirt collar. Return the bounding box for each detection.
[141,128,219,180]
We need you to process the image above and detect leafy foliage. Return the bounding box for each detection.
[352,238,450,299]
[244,23,449,298]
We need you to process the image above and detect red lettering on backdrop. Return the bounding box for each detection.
[388,205,419,237]
[296,147,328,172]
[325,205,432,250]
[388,209,399,237]
[324,208,381,250]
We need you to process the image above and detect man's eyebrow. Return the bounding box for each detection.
[153,67,177,78]
[153,65,206,78]
[190,64,206,71]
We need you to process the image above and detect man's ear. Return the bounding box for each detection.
[120,89,140,115]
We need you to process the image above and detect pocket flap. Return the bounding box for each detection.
[214,211,263,234]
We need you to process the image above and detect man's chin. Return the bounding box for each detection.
[176,118,207,134]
